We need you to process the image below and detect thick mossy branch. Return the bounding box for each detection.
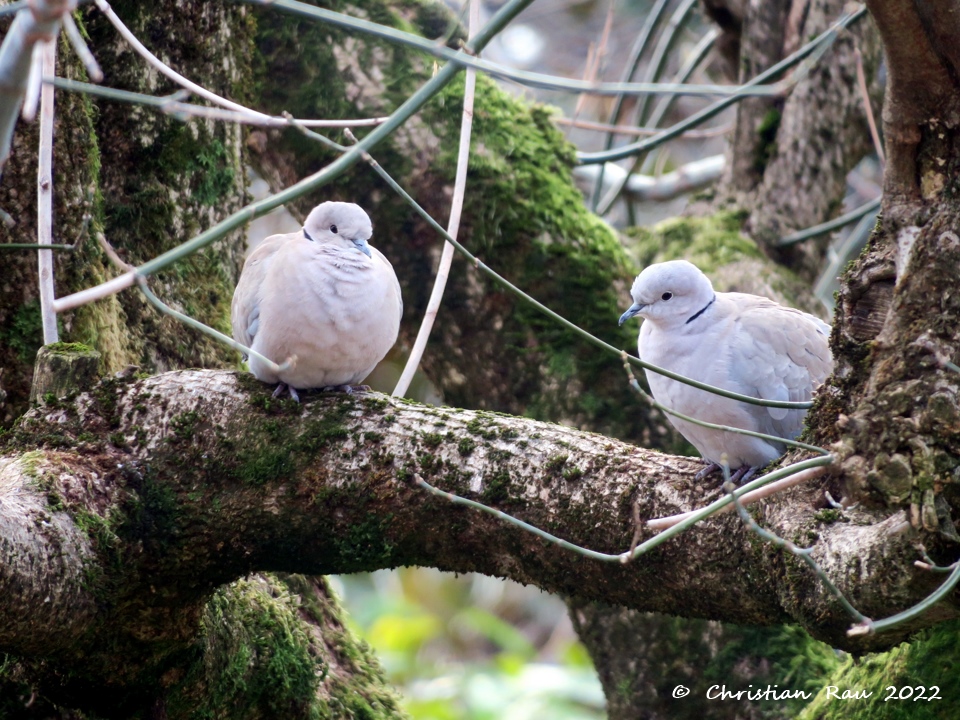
[0,369,950,675]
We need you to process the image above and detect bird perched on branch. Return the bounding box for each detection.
[232,201,402,401]
[619,260,832,481]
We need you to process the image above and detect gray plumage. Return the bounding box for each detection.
[231,201,402,391]
[619,260,832,469]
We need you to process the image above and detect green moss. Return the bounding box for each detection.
[813,508,846,523]
[88,375,143,427]
[545,453,569,473]
[421,432,443,448]
[278,575,406,719]
[481,470,512,505]
[170,410,202,441]
[237,447,296,487]
[331,513,397,571]
[754,108,782,173]
[117,469,180,549]
[797,619,960,719]
[466,418,498,440]
[626,211,760,272]
[0,300,44,364]
[457,437,477,455]
[44,341,96,355]
[166,577,326,720]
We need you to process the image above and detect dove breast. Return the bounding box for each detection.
[638,280,832,469]
[231,226,402,390]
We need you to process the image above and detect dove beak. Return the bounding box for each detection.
[619,302,646,326]
[352,238,373,257]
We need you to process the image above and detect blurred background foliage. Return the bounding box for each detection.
[331,570,605,719]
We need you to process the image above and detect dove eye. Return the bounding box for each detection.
[330,224,338,234]
[661,292,673,301]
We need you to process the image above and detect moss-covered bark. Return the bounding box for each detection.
[570,604,841,720]
[710,0,883,277]
[162,574,406,720]
[0,1,252,424]
[797,618,960,720]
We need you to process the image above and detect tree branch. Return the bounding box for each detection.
[0,369,950,674]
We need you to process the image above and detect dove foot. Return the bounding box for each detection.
[729,465,758,485]
[321,384,372,394]
[271,383,301,402]
[694,462,721,481]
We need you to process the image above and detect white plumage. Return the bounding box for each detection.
[619,260,832,470]
[232,201,402,397]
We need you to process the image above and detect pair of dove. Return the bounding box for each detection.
[232,203,831,477]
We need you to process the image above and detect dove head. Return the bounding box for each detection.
[303,201,374,257]
[619,260,715,328]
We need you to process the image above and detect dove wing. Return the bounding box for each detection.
[723,294,833,440]
[231,233,293,350]
[372,247,403,317]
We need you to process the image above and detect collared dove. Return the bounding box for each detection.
[619,260,832,478]
[231,201,402,400]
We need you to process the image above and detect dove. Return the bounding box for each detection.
[618,260,832,480]
[231,201,402,401]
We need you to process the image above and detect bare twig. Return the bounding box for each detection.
[646,464,830,531]
[595,27,718,213]
[392,0,479,398]
[849,558,960,636]
[37,39,58,344]
[1,243,74,250]
[61,13,103,83]
[777,196,881,247]
[238,0,786,99]
[552,115,732,138]
[0,0,76,180]
[45,77,386,129]
[568,0,616,130]
[416,456,834,565]
[93,0,387,128]
[579,7,868,165]
[22,41,46,122]
[854,45,883,165]
[590,0,702,210]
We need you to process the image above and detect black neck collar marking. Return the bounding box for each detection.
[685,295,716,325]
[304,227,315,242]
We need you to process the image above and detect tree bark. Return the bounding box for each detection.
[716,0,883,276]
[0,370,949,676]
